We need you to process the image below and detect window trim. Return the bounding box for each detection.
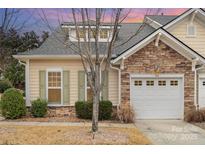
[186,24,196,37]
[158,80,166,86]
[170,80,178,86]
[46,68,63,106]
[146,80,154,86]
[100,29,108,39]
[134,80,142,86]
[85,67,104,101]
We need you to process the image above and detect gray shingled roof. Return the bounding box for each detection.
[146,15,177,25]
[17,23,155,57]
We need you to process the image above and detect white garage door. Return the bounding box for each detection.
[131,77,183,119]
[199,78,205,108]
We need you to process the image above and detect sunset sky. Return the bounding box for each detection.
[0,8,187,34]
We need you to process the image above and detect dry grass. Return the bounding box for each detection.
[0,124,150,145]
[117,103,135,123]
[185,109,205,122]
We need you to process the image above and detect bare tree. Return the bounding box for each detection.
[39,8,162,132]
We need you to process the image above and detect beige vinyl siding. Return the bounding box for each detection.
[108,69,119,105]
[169,17,205,57]
[29,59,119,105]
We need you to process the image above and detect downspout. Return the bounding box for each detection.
[110,63,121,106]
[18,59,30,106]
[194,64,205,110]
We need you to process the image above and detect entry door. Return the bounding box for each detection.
[131,77,183,119]
[199,78,205,108]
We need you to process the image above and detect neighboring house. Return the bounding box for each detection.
[14,8,205,119]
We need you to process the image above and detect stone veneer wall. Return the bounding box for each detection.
[27,106,117,118]
[121,40,195,117]
[47,106,76,117]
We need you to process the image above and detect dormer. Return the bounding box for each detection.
[61,21,120,42]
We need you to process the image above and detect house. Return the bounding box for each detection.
[14,8,205,119]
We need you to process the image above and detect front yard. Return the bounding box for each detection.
[0,123,151,145]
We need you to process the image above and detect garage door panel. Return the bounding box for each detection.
[131,77,183,119]
[132,97,181,101]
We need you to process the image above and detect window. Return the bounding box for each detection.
[48,71,61,104]
[134,80,142,86]
[78,29,85,38]
[187,24,196,37]
[100,29,108,39]
[170,80,178,86]
[158,80,166,86]
[146,80,154,86]
[87,72,93,101]
[91,29,96,38]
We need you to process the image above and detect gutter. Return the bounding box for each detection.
[18,60,26,66]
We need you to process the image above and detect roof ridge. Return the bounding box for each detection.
[146,15,178,17]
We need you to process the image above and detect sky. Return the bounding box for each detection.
[0,8,187,35]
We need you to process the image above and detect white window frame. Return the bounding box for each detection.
[85,67,102,101]
[46,68,63,106]
[186,24,196,37]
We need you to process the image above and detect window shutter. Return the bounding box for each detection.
[78,71,85,101]
[63,71,70,105]
[101,71,109,100]
[39,71,46,100]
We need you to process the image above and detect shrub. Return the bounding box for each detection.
[185,109,205,122]
[0,88,26,119]
[31,99,48,117]
[99,100,112,120]
[75,100,113,120]
[75,101,92,119]
[0,80,12,93]
[117,103,135,123]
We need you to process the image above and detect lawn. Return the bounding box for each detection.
[0,124,151,145]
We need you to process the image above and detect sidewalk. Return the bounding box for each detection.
[0,121,135,128]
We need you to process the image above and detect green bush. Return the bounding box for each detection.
[31,98,47,117]
[0,88,26,119]
[99,100,112,120]
[75,101,93,119]
[75,100,113,120]
[0,80,12,93]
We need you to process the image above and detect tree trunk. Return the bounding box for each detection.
[92,63,100,132]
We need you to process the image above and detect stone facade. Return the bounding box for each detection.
[47,106,76,117]
[121,40,195,117]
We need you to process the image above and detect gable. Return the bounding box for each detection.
[112,29,205,65]
[168,15,205,57]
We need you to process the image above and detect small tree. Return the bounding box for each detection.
[40,8,161,132]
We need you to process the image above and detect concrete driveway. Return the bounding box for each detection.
[135,120,205,145]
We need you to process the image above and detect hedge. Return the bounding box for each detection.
[31,98,48,117]
[75,100,112,120]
